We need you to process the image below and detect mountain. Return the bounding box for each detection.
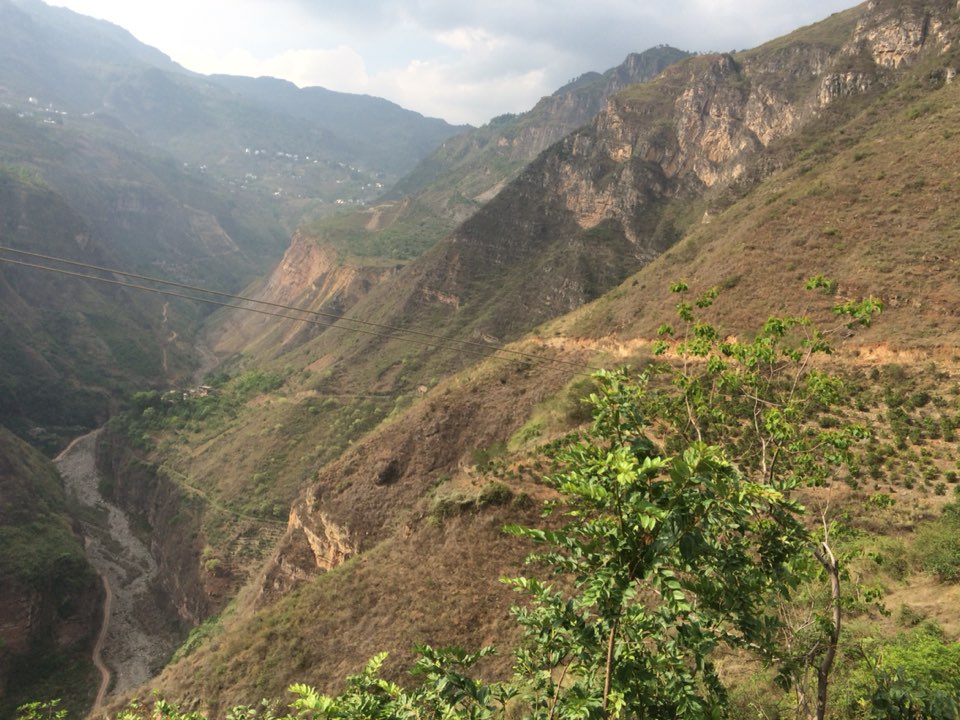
[0,0,468,450]
[206,75,468,178]
[283,46,692,271]
[388,46,694,212]
[0,0,465,226]
[85,0,960,714]
[207,46,694,359]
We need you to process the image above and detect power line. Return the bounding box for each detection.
[0,255,495,362]
[0,247,599,372]
[0,244,590,369]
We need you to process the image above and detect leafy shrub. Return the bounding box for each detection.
[913,501,960,581]
[837,625,960,720]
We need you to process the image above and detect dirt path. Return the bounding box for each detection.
[90,571,114,712]
[55,431,181,710]
[161,302,178,374]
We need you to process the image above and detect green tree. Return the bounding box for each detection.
[504,370,809,719]
[638,278,881,720]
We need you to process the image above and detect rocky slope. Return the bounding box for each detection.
[0,427,100,716]
[331,0,958,350]
[207,232,404,359]
[390,46,693,214]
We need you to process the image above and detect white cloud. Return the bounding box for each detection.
[434,27,503,53]
[50,0,859,124]
[370,59,547,124]
[180,46,372,91]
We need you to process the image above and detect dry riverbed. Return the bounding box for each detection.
[56,431,182,705]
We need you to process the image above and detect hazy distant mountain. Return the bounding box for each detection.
[0,0,467,448]
[208,75,468,177]
[0,0,464,196]
[0,0,183,107]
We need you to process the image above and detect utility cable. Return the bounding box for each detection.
[0,255,498,363]
[0,245,599,371]
[0,252,600,372]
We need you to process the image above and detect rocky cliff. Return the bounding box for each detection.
[390,46,693,215]
[0,428,100,714]
[208,231,403,360]
[95,434,214,626]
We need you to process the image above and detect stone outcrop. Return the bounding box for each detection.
[208,231,402,358]
[95,434,212,626]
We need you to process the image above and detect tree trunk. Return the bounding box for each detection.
[813,541,841,720]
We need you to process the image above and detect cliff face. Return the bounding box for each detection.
[391,46,693,209]
[95,435,213,625]
[208,232,403,359]
[0,428,100,708]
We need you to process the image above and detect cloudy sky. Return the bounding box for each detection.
[50,0,857,125]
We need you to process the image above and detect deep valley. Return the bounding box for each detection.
[3,0,960,718]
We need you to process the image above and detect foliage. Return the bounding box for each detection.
[648,280,877,490]
[504,370,809,718]
[114,369,288,438]
[912,501,960,582]
[57,649,510,720]
[15,700,68,720]
[638,279,882,718]
[836,624,960,719]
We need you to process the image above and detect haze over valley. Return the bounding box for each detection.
[2,1,960,718]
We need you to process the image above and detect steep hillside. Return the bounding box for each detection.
[99,0,960,714]
[389,46,694,214]
[203,49,694,370]
[284,47,693,271]
[0,427,100,717]
[0,170,192,451]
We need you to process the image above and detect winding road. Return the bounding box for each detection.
[90,572,114,712]
[55,431,181,708]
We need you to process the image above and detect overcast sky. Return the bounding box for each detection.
[49,0,858,125]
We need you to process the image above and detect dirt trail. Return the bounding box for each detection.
[161,302,178,374]
[90,572,113,712]
[55,431,181,712]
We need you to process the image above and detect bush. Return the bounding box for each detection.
[913,501,960,581]
[836,625,960,719]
